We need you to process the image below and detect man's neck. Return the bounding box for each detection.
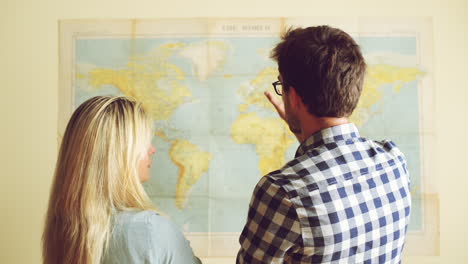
[297,116,349,143]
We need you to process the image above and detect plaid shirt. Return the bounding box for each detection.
[237,123,411,263]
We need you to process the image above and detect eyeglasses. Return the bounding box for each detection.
[272,81,283,96]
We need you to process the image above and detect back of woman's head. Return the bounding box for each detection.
[43,96,155,264]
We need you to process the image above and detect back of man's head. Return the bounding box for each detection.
[271,26,366,118]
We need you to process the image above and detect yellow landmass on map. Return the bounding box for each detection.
[78,43,192,121]
[169,139,212,209]
[231,112,295,176]
[350,64,425,126]
[155,130,170,142]
[153,42,188,59]
[238,67,278,113]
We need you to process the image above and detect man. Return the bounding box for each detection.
[237,26,411,263]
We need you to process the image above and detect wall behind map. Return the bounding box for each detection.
[1,0,467,263]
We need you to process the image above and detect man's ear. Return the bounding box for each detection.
[288,86,303,111]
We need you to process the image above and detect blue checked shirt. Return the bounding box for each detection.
[237,123,411,263]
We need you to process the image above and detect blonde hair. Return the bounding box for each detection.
[43,96,156,264]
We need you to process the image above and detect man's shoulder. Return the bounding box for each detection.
[372,139,406,159]
[258,161,315,201]
[262,136,408,198]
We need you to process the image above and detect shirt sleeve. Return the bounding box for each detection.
[236,176,302,264]
[146,213,202,264]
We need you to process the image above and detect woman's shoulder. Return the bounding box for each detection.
[115,210,173,227]
[114,210,161,224]
[112,210,185,244]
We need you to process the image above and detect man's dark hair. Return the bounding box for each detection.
[271,25,366,117]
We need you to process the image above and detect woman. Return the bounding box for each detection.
[42,96,201,264]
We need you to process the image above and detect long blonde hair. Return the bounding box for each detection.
[43,96,156,264]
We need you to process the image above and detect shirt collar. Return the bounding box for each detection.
[295,123,360,158]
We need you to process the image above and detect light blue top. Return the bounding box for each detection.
[102,210,202,264]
